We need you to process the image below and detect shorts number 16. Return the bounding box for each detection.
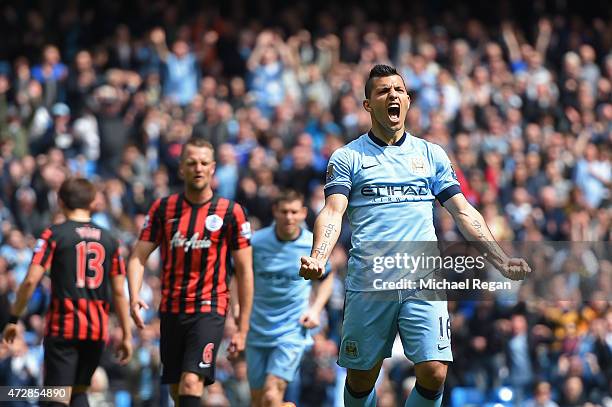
[438,317,451,339]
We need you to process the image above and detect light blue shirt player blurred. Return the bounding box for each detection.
[299,65,531,407]
[246,190,333,407]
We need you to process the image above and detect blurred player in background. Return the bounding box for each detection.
[127,137,254,407]
[3,178,132,407]
[299,64,530,407]
[247,189,334,407]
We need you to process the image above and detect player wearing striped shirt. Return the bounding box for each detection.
[128,137,254,407]
[3,178,132,407]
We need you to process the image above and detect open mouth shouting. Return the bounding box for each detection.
[387,102,401,123]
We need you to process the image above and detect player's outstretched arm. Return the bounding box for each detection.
[300,193,348,280]
[443,193,531,280]
[127,240,157,329]
[111,272,133,365]
[2,264,46,343]
[229,246,253,358]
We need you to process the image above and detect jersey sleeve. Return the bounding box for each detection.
[229,203,251,250]
[138,198,163,243]
[324,147,353,198]
[110,243,126,277]
[31,228,56,270]
[430,144,461,204]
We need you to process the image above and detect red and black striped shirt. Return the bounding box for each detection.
[32,221,125,341]
[139,194,251,315]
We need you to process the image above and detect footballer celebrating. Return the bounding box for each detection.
[3,178,132,407]
[247,189,334,407]
[127,137,253,407]
[299,65,530,407]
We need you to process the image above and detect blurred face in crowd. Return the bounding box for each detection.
[584,143,598,161]
[230,77,245,97]
[75,50,93,72]
[180,144,215,193]
[563,377,583,402]
[534,382,552,403]
[261,47,279,65]
[511,314,528,335]
[28,80,43,100]
[8,229,25,249]
[172,40,189,58]
[217,144,236,165]
[579,44,595,63]
[43,45,60,65]
[364,74,410,137]
[14,57,30,80]
[273,199,307,239]
[539,186,557,209]
[200,76,217,98]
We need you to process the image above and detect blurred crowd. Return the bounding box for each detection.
[0,0,610,406]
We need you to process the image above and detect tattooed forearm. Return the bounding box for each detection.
[310,200,345,263]
[323,224,336,239]
[471,219,486,239]
[313,242,329,259]
[468,217,507,265]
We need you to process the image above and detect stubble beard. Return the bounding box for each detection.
[186,180,208,193]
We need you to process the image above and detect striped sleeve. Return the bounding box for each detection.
[139,198,163,243]
[31,228,56,269]
[229,203,251,250]
[111,246,126,277]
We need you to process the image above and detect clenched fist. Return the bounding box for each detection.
[299,256,325,280]
[499,258,531,281]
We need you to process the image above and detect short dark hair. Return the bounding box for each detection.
[273,189,305,206]
[180,137,215,161]
[364,64,403,98]
[58,178,96,210]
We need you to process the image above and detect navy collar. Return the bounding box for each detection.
[368,131,407,147]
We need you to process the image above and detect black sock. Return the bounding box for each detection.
[178,395,201,407]
[70,392,89,407]
[415,381,443,400]
[345,382,374,399]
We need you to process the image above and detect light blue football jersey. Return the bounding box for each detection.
[324,132,461,291]
[248,226,330,347]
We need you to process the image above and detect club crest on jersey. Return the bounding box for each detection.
[141,215,151,231]
[411,157,427,175]
[450,164,459,181]
[34,239,45,253]
[344,340,359,358]
[240,222,252,239]
[205,214,224,232]
[326,163,335,182]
